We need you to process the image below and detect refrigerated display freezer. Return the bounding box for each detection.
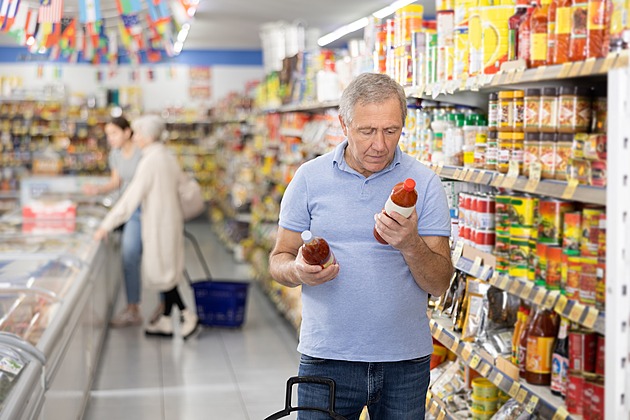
[0,208,121,420]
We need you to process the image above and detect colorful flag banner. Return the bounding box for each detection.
[38,0,63,23]
[147,0,169,23]
[25,9,38,38]
[2,0,21,31]
[107,28,117,64]
[115,0,141,15]
[7,2,26,40]
[79,0,101,23]
[59,17,75,53]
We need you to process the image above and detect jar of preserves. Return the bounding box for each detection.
[512,132,525,174]
[474,131,488,169]
[488,92,499,131]
[540,133,558,179]
[591,96,607,133]
[486,131,498,171]
[523,132,541,177]
[539,87,558,133]
[498,132,513,173]
[524,88,542,132]
[558,86,592,133]
[513,90,525,132]
[555,133,574,180]
[498,91,515,132]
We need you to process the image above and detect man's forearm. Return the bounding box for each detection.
[402,236,454,296]
[269,253,301,288]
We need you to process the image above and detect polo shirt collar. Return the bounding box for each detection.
[332,139,403,177]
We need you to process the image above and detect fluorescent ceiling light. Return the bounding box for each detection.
[318,17,369,46]
[373,0,419,19]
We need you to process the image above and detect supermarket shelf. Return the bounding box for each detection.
[406,53,628,100]
[425,392,457,420]
[262,100,340,114]
[209,117,248,124]
[279,127,304,137]
[423,162,606,206]
[452,240,605,335]
[430,316,574,420]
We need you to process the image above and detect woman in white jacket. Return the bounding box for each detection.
[94,115,198,339]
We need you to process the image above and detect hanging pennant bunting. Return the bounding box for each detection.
[48,44,60,60]
[38,0,63,24]
[107,28,117,65]
[79,0,101,23]
[2,0,21,32]
[115,0,142,15]
[25,9,38,39]
[59,17,75,54]
[7,2,27,41]
[121,14,144,50]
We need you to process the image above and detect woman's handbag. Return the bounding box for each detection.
[179,172,205,221]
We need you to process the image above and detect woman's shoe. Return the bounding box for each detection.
[145,315,173,337]
[110,309,143,328]
[149,302,165,325]
[181,309,199,339]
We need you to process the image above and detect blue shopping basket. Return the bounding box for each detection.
[184,230,250,328]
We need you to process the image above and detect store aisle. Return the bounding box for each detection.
[84,219,301,420]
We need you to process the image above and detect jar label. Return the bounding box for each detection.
[551,354,569,393]
[526,336,555,374]
[531,33,548,61]
[556,7,572,35]
[384,198,415,218]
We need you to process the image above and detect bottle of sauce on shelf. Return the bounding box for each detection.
[551,317,570,398]
[518,1,538,67]
[554,0,573,63]
[531,0,552,67]
[301,230,337,268]
[526,306,559,385]
[569,0,588,61]
[508,1,532,61]
[374,178,418,245]
[518,305,532,378]
[547,0,559,63]
[512,306,526,364]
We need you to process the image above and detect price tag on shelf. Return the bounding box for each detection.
[554,294,569,314]
[581,57,597,75]
[483,74,495,86]
[505,69,516,83]
[430,400,439,415]
[489,271,500,286]
[475,170,486,183]
[509,279,523,295]
[524,162,542,193]
[465,168,475,181]
[533,288,547,305]
[469,354,481,369]
[569,301,586,322]
[615,49,630,68]
[479,265,492,281]
[479,362,492,376]
[534,65,547,81]
[558,62,573,78]
[450,339,460,353]
[453,168,463,180]
[513,69,525,83]
[521,281,534,300]
[561,178,579,199]
[552,406,570,420]
[452,241,465,265]
[544,290,560,309]
[437,409,446,420]
[583,306,599,329]
[502,161,520,189]
[499,275,510,290]
[470,256,483,278]
[430,321,438,334]
[516,388,528,404]
[568,61,584,77]
[436,162,444,175]
[461,344,472,361]
[493,372,504,387]
[491,174,506,188]
[525,395,540,414]
[491,72,503,86]
[508,381,521,397]
[600,52,619,73]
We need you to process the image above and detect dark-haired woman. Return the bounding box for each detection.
[84,116,144,327]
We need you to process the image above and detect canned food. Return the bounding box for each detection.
[581,208,604,257]
[595,335,605,376]
[495,194,512,232]
[596,263,605,311]
[546,246,563,290]
[510,195,537,227]
[579,257,598,305]
[495,234,510,256]
[538,199,575,245]
[535,243,548,286]
[566,257,582,300]
[563,212,582,256]
[569,330,597,373]
[597,213,606,260]
[583,376,595,420]
[472,378,499,398]
[590,376,605,420]
[476,195,495,230]
[475,229,495,254]
[509,238,529,279]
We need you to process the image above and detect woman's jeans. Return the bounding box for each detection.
[297,354,431,420]
[121,208,142,305]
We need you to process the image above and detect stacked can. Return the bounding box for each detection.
[494,194,512,274]
[458,192,496,253]
[508,194,538,281]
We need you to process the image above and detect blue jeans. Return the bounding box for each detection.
[121,208,142,305]
[297,354,431,420]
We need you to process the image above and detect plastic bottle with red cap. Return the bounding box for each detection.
[301,230,337,268]
[374,178,418,245]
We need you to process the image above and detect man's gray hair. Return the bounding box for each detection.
[338,73,407,125]
[132,115,167,143]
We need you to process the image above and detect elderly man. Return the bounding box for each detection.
[269,73,454,419]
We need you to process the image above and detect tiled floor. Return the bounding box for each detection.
[84,219,301,420]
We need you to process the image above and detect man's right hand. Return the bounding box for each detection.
[293,247,340,287]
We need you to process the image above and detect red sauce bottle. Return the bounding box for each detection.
[301,230,337,268]
[526,306,559,385]
[517,306,532,378]
[374,178,418,245]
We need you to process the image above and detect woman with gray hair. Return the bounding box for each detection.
[94,115,199,339]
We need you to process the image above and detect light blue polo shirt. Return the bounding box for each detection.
[279,139,451,362]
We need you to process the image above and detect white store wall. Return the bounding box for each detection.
[0,63,263,111]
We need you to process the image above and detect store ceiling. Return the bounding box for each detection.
[0,0,437,51]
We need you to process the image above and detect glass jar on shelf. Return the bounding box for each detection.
[524,88,541,132]
[540,132,558,179]
[539,87,559,133]
[498,132,513,174]
[485,131,498,171]
[498,91,515,132]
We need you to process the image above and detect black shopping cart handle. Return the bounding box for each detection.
[264,376,346,420]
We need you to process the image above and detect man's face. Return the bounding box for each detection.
[339,98,403,177]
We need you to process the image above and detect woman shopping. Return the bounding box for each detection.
[83,116,143,328]
[93,115,199,339]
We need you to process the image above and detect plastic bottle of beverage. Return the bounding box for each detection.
[301,231,337,268]
[374,178,418,244]
[551,317,569,397]
[526,306,559,385]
